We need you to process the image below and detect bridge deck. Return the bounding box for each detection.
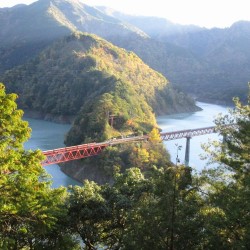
[41,126,219,166]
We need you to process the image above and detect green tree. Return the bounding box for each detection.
[104,167,151,249]
[200,85,250,249]
[122,166,204,250]
[66,165,204,250]
[108,167,203,250]
[66,181,110,250]
[0,83,77,249]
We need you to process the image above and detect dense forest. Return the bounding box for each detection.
[0,82,249,249]
[1,32,198,118]
[1,32,198,143]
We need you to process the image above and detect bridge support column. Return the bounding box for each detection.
[184,137,191,166]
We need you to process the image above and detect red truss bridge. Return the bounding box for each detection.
[41,136,147,166]
[42,126,220,166]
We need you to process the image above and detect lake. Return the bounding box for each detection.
[24,102,229,187]
[24,117,81,188]
[157,102,229,172]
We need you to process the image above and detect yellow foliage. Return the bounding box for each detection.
[137,148,150,163]
[148,128,162,143]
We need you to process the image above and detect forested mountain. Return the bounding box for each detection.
[0,0,147,72]
[1,32,199,182]
[161,21,250,103]
[96,7,250,104]
[1,32,198,143]
[0,0,199,92]
[0,0,249,106]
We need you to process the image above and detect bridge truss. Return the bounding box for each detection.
[42,143,108,166]
[42,126,218,166]
[160,126,216,141]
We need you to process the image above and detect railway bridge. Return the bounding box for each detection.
[42,126,218,166]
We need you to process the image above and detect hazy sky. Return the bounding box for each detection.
[1,0,250,28]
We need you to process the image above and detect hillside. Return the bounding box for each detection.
[1,32,199,144]
[1,32,199,183]
[0,0,202,104]
[161,21,250,103]
[0,0,147,72]
[1,0,249,104]
[95,7,250,104]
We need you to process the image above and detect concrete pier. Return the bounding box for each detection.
[184,137,191,166]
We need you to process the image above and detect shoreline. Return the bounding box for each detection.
[23,109,75,124]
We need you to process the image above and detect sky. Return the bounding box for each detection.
[0,0,250,28]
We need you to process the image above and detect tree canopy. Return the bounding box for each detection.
[0,83,79,249]
[0,81,249,249]
[199,84,250,249]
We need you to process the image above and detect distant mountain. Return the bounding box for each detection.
[95,7,250,103]
[96,6,205,38]
[0,0,200,76]
[0,0,147,71]
[0,0,249,104]
[0,0,203,101]
[0,0,147,46]
[160,21,250,103]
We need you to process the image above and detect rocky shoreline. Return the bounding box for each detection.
[60,161,113,185]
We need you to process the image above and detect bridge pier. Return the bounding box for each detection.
[184,137,191,166]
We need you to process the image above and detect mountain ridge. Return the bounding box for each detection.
[0,0,249,104]
[1,32,199,146]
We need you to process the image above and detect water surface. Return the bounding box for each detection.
[24,117,81,188]
[157,102,229,172]
[24,102,230,186]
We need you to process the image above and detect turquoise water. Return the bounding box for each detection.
[24,102,229,186]
[157,102,229,172]
[24,117,81,188]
